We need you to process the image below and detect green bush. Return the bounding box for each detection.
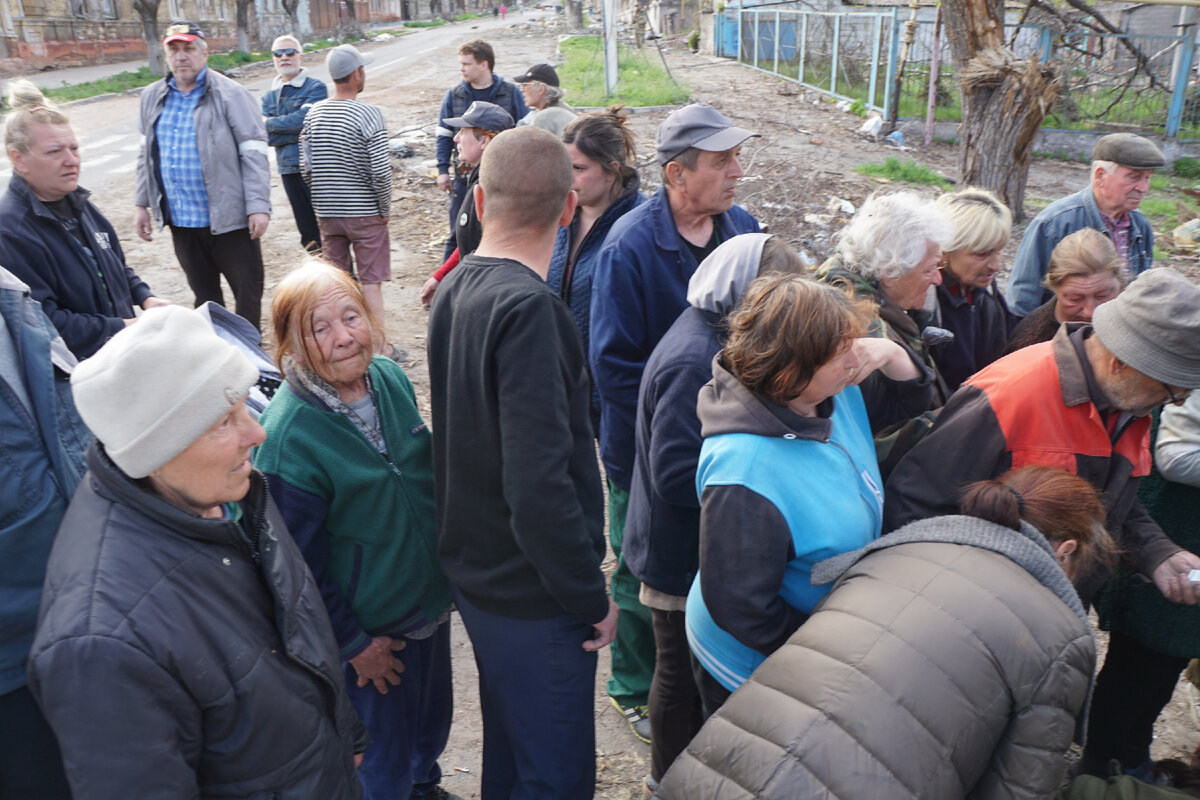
[687,29,700,51]
[1174,156,1200,180]
[854,157,950,189]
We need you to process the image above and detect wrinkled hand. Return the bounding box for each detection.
[134,206,153,242]
[420,276,440,308]
[847,337,921,385]
[141,296,172,310]
[247,213,270,240]
[1153,550,1200,605]
[349,636,406,694]
[583,599,619,652]
[437,173,453,193]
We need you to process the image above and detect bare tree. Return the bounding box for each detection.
[236,0,253,52]
[941,0,1060,222]
[282,0,302,36]
[342,0,361,35]
[134,0,165,75]
[566,0,583,29]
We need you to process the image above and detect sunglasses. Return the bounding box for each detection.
[273,48,298,57]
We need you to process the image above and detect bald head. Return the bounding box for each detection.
[479,127,573,233]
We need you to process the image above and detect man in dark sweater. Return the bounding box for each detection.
[427,126,618,800]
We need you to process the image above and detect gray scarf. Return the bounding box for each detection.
[286,361,385,454]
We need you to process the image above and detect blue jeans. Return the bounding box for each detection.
[346,621,453,800]
[454,589,598,800]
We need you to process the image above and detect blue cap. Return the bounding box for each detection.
[444,101,515,134]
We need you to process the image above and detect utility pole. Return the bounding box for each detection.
[603,0,618,95]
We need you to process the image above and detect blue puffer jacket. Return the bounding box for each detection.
[0,175,154,358]
[590,187,759,489]
[262,70,328,174]
[1006,187,1154,316]
[0,266,88,697]
[547,178,645,432]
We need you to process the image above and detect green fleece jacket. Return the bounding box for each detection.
[256,357,451,650]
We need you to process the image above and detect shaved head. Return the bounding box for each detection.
[479,127,573,232]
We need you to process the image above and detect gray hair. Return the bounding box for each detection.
[544,83,566,103]
[272,34,302,51]
[1092,160,1120,177]
[835,190,954,282]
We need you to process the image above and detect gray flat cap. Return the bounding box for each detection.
[656,103,759,165]
[1092,268,1200,388]
[1093,133,1165,170]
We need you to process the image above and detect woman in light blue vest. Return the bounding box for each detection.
[686,274,924,715]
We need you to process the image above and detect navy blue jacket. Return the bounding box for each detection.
[0,268,88,696]
[435,76,528,177]
[0,176,154,358]
[547,178,645,432]
[589,187,759,490]
[262,71,328,174]
[934,279,1017,392]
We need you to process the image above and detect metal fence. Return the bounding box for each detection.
[715,6,1199,139]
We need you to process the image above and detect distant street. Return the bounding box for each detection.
[0,11,532,188]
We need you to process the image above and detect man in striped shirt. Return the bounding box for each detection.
[301,44,393,339]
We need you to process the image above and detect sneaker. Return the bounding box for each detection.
[609,696,651,744]
[643,774,660,797]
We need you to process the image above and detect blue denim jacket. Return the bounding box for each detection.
[262,70,328,175]
[1006,186,1154,316]
[0,267,88,695]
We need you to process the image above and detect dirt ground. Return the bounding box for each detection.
[69,18,1200,797]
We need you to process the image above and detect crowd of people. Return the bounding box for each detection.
[6,17,1200,800]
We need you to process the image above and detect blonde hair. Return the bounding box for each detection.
[936,187,1012,255]
[271,259,381,373]
[4,79,69,158]
[1043,228,1126,290]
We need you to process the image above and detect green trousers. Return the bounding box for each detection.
[606,478,657,707]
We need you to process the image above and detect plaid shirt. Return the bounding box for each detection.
[156,68,210,228]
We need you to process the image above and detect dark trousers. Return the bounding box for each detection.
[346,622,453,800]
[691,654,731,722]
[605,479,656,708]
[281,171,322,253]
[648,608,702,782]
[442,178,468,261]
[170,225,265,330]
[0,685,71,800]
[1081,630,1189,775]
[454,589,597,800]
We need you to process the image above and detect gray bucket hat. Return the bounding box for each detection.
[656,103,759,165]
[1092,268,1200,388]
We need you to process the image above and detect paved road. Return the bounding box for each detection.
[0,11,536,188]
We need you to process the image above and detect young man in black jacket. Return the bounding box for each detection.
[427,127,618,799]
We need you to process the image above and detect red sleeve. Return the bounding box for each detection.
[433,248,460,282]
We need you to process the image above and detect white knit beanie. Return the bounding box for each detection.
[71,305,260,478]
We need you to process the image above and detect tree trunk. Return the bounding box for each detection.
[134,0,165,75]
[282,0,301,34]
[343,0,360,35]
[566,0,583,28]
[236,0,252,52]
[942,0,1060,223]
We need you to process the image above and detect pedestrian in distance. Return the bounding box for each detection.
[661,465,1116,800]
[427,127,618,799]
[1,80,170,359]
[1007,132,1163,316]
[434,39,528,260]
[262,34,327,254]
[257,260,461,800]
[134,21,271,330]
[301,44,397,356]
[28,304,367,799]
[589,102,761,743]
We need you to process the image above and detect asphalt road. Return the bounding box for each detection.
[0,10,536,188]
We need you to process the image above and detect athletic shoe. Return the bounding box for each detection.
[609,695,651,744]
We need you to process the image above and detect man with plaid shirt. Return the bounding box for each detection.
[134,21,271,330]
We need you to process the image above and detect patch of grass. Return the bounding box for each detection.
[558,36,689,106]
[1154,244,1170,260]
[1150,174,1171,191]
[403,18,447,27]
[43,66,159,101]
[849,99,867,117]
[1175,156,1200,180]
[854,157,950,189]
[455,11,487,19]
[207,49,271,70]
[1140,196,1182,231]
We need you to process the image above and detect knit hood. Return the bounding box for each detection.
[686,233,771,315]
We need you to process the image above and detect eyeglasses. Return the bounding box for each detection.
[1162,383,1192,406]
[273,48,298,57]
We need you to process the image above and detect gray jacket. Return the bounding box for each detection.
[135,68,272,235]
[659,514,1095,800]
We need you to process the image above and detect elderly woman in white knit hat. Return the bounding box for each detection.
[26,305,368,800]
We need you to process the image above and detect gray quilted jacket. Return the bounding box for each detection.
[658,514,1095,800]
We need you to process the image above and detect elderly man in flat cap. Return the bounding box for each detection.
[588,103,760,749]
[884,267,1200,776]
[1007,133,1164,316]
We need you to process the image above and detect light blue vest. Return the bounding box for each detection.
[686,385,882,691]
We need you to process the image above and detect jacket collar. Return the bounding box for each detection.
[272,67,312,90]
[698,354,834,442]
[8,173,90,222]
[1052,322,1098,409]
[646,185,737,254]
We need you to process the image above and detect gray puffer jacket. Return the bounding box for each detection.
[28,442,366,800]
[659,515,1094,800]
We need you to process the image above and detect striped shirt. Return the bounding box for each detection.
[157,68,210,228]
[300,99,391,218]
